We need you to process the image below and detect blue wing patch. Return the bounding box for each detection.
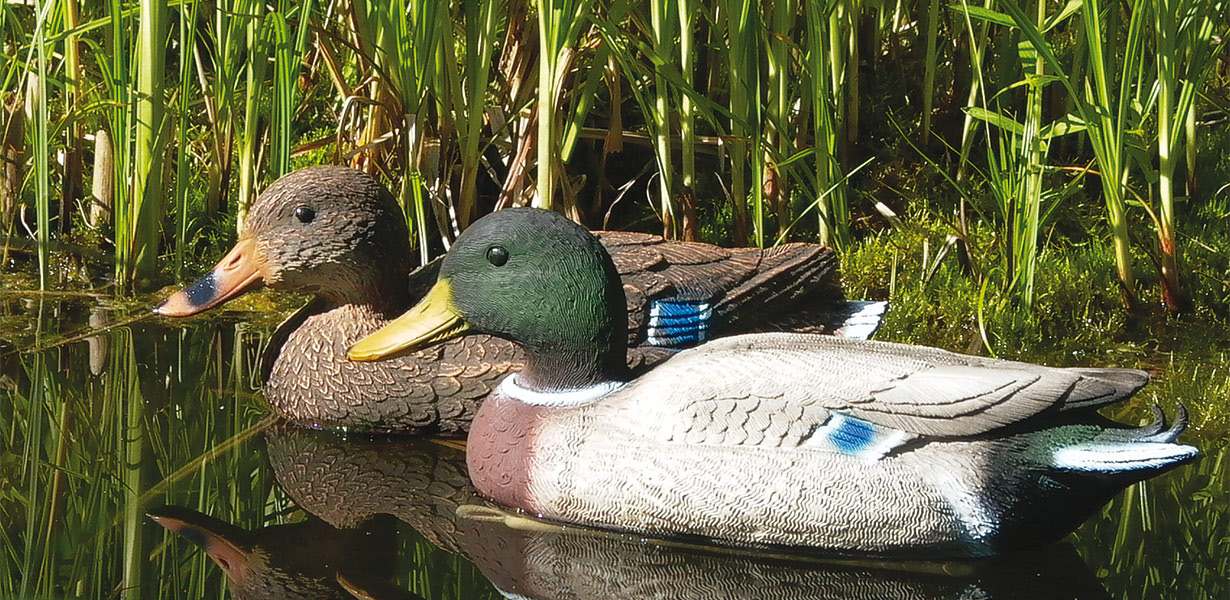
[805,413,912,460]
[828,415,878,454]
[646,300,713,347]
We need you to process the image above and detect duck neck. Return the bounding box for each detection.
[510,292,630,393]
[517,338,629,392]
[318,262,412,316]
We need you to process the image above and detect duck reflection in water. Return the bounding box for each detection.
[148,507,419,600]
[151,425,1115,600]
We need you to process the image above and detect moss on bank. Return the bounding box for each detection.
[841,213,1230,441]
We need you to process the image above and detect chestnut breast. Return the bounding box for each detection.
[466,392,550,511]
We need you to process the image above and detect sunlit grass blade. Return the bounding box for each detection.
[31,2,51,290]
[236,0,267,230]
[726,0,762,245]
[534,0,596,214]
[128,0,168,286]
[173,0,199,281]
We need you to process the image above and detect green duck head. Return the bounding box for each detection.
[156,166,413,315]
[350,207,629,392]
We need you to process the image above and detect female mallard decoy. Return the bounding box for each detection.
[348,207,1200,557]
[155,166,883,434]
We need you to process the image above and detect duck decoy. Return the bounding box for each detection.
[155,166,883,434]
[348,207,1200,557]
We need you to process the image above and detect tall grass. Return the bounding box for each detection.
[0,1,1225,319]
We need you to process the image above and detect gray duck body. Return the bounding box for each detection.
[468,333,1196,557]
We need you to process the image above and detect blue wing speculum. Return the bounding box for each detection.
[646,299,714,347]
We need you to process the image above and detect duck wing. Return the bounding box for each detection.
[599,232,846,349]
[609,333,1148,453]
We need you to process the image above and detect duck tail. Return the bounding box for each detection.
[1059,368,1151,411]
[1052,404,1200,475]
[825,300,889,341]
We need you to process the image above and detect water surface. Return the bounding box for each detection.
[0,291,1225,599]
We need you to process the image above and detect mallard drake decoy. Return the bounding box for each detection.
[155,166,883,434]
[348,207,1200,557]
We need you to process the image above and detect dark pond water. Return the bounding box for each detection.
[0,290,1226,600]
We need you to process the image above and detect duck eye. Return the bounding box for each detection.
[486,246,509,267]
[293,206,315,223]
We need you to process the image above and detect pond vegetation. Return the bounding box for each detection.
[0,0,1228,597]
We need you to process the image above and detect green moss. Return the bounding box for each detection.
[842,213,1230,442]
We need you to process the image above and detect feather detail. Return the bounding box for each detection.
[646,300,714,346]
[1052,442,1200,472]
[803,413,915,460]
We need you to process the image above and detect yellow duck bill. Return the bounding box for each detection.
[347,277,472,361]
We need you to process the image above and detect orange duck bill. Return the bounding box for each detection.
[154,239,266,317]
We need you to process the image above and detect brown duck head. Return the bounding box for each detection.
[156,166,414,316]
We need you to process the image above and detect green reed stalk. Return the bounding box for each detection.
[128,0,167,285]
[806,0,850,249]
[100,0,133,297]
[956,0,1056,309]
[348,0,443,246]
[200,1,244,218]
[726,0,761,245]
[236,0,267,228]
[31,2,50,290]
[676,0,696,238]
[1014,0,1047,309]
[1000,0,1146,309]
[650,0,677,237]
[455,0,502,229]
[397,0,446,253]
[60,0,83,237]
[268,0,314,181]
[842,0,859,151]
[534,0,595,212]
[559,22,609,164]
[1078,0,1145,309]
[828,0,852,192]
[766,0,795,234]
[1152,0,1221,310]
[1155,0,1181,309]
[920,0,940,144]
[174,0,199,281]
[1184,100,1196,198]
[954,0,993,181]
